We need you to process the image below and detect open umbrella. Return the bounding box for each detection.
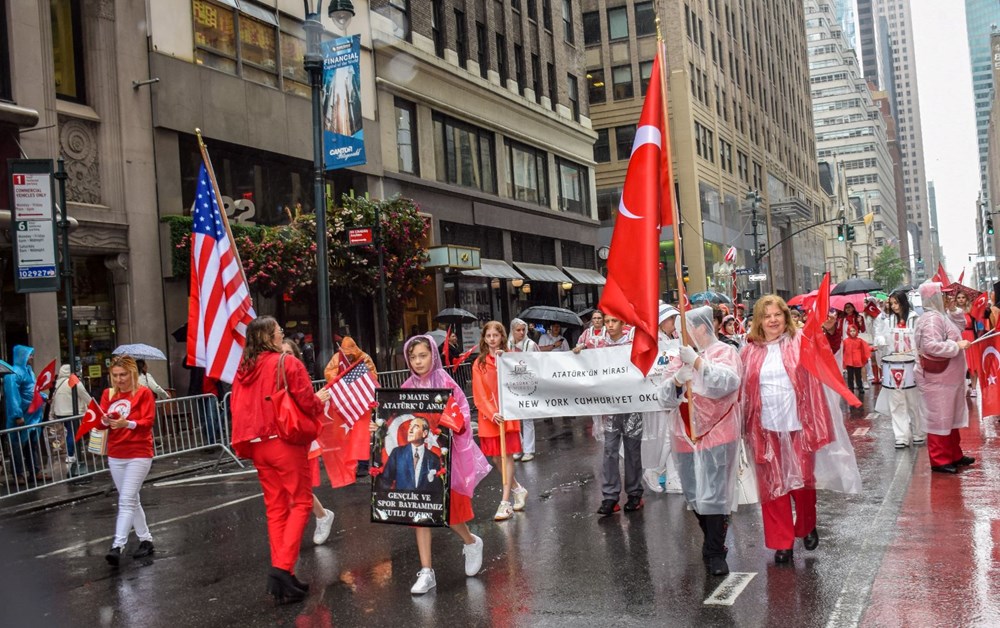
[688,291,733,305]
[434,307,478,325]
[787,291,816,308]
[829,278,881,295]
[944,282,981,301]
[113,343,168,361]
[576,307,598,321]
[517,306,584,328]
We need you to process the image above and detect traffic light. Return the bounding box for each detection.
[682,264,690,283]
[846,225,856,241]
[758,242,767,258]
[837,225,845,241]
[988,218,995,235]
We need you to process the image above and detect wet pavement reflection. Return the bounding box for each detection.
[0,391,994,626]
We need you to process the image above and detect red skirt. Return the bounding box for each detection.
[479,432,522,457]
[449,490,474,525]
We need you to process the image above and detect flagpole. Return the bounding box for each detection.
[195,129,252,294]
[654,13,696,442]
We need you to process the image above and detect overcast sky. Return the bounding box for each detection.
[910,1,980,274]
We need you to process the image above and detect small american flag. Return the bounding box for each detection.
[325,359,378,430]
[186,162,255,383]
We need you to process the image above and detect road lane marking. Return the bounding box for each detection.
[825,449,916,627]
[153,469,258,487]
[852,427,870,436]
[703,572,756,606]
[36,493,263,558]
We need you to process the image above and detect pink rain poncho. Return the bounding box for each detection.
[914,283,970,436]
[402,335,491,497]
[741,330,861,502]
[657,307,743,514]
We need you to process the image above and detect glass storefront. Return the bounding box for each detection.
[58,256,117,391]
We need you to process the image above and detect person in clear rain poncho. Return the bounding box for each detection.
[657,306,743,577]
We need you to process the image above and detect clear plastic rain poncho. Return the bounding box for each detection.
[913,282,970,435]
[740,328,862,502]
[656,307,743,515]
[640,305,681,474]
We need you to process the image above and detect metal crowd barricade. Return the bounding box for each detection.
[0,393,240,501]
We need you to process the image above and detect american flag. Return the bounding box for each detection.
[325,359,378,430]
[186,162,255,383]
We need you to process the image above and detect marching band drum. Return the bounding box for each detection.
[881,354,917,390]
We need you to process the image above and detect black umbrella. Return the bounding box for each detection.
[830,278,881,296]
[434,307,478,325]
[577,307,597,321]
[517,306,584,328]
[890,284,915,294]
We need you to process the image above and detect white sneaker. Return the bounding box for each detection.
[512,486,528,511]
[512,453,523,461]
[494,501,513,521]
[664,479,683,494]
[462,534,484,576]
[520,453,535,462]
[313,508,335,545]
[643,469,665,493]
[65,456,77,464]
[411,568,436,594]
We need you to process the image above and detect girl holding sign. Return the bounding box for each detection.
[473,321,528,521]
[399,335,491,595]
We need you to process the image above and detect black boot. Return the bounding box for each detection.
[703,514,730,575]
[266,567,307,604]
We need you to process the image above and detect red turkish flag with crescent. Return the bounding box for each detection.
[966,333,1000,416]
[802,273,862,407]
[74,398,107,442]
[28,359,57,414]
[599,49,674,375]
[971,292,989,321]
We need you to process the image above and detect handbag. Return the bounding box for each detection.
[270,354,319,446]
[736,439,759,506]
[919,354,949,374]
[87,428,108,456]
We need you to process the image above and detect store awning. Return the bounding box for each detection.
[563,266,606,286]
[513,262,574,283]
[460,258,524,280]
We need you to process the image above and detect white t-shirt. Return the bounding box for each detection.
[539,333,569,351]
[759,343,801,432]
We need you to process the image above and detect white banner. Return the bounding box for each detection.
[498,345,676,419]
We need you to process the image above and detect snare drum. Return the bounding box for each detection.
[881,354,916,389]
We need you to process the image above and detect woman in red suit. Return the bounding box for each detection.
[232,316,330,604]
[99,355,157,567]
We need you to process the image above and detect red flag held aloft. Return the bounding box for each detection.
[931,262,951,286]
[599,50,673,375]
[28,359,57,414]
[802,273,861,407]
[966,333,1000,416]
[971,292,990,321]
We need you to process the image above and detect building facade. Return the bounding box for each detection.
[584,0,827,299]
[806,0,898,282]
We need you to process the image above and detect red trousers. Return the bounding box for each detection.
[927,429,963,467]
[761,488,817,550]
[250,437,313,573]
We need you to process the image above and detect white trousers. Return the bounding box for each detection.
[108,457,153,548]
[520,419,536,454]
[889,388,925,445]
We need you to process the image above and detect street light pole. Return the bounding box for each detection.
[55,158,77,415]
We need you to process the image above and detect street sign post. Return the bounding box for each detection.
[734,267,753,276]
[748,273,767,282]
[9,160,59,293]
[347,226,373,246]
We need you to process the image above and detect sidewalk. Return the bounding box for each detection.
[863,397,1000,626]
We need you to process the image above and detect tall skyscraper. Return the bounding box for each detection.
[965,1,1000,197]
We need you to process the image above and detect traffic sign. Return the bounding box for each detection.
[9,160,59,293]
[748,274,767,282]
[347,226,373,245]
[734,267,753,276]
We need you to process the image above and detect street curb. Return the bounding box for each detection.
[1,458,239,519]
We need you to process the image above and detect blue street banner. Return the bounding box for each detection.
[322,34,366,170]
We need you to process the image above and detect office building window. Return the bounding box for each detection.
[395,98,419,175]
[532,54,542,102]
[238,5,279,88]
[583,11,601,45]
[639,60,653,95]
[563,0,575,44]
[567,74,580,120]
[433,113,496,193]
[556,158,590,215]
[612,65,633,100]
[194,0,237,74]
[0,6,10,101]
[279,21,309,97]
[432,1,445,58]
[193,1,278,88]
[635,2,655,37]
[476,22,488,78]
[514,44,526,93]
[497,34,509,84]
[507,140,549,205]
[608,6,628,41]
[455,10,467,68]
[615,125,636,161]
[594,128,610,162]
[378,0,411,41]
[543,0,553,30]
[588,68,606,104]
[548,62,558,108]
[52,0,86,102]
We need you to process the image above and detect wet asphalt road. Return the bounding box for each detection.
[0,392,937,627]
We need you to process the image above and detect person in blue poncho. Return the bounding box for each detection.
[4,345,44,483]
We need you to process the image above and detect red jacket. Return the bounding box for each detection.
[842,336,872,368]
[99,387,156,459]
[230,352,324,458]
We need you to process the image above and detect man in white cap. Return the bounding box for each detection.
[642,302,683,493]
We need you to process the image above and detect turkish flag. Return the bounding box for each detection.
[67,373,81,389]
[27,359,57,414]
[802,273,862,407]
[971,292,989,321]
[864,301,881,320]
[932,262,951,286]
[599,48,673,376]
[966,333,1000,416]
[957,268,965,285]
[74,398,106,442]
[439,394,464,432]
